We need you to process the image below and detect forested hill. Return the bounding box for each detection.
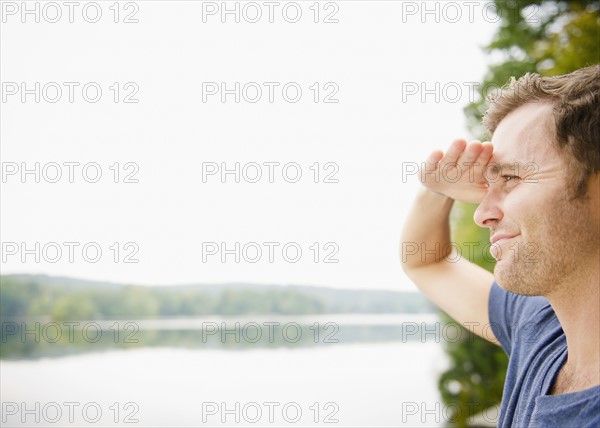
[1,274,434,320]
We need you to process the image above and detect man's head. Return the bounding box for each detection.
[474,65,600,297]
[484,64,599,199]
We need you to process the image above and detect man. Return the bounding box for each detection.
[401,65,599,427]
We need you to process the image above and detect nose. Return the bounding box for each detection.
[474,188,504,228]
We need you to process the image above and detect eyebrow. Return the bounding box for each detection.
[486,160,531,175]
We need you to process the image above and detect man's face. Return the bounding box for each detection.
[474,102,599,296]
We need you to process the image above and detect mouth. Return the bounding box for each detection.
[490,234,520,245]
[490,234,520,261]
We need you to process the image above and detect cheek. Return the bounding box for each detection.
[505,181,564,211]
[500,183,556,240]
[501,187,537,225]
[507,183,570,238]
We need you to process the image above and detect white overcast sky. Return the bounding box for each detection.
[1,1,500,290]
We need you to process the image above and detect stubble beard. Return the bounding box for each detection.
[494,189,598,297]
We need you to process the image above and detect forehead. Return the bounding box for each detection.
[490,102,558,165]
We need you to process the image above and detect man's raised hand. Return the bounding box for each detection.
[419,139,493,204]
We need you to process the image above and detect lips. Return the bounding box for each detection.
[490,233,519,245]
[489,233,520,261]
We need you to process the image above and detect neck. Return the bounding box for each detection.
[547,256,600,388]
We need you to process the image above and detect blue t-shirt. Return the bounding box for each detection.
[489,281,600,427]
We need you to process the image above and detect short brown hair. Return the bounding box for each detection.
[483,65,600,198]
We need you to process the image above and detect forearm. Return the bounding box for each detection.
[398,140,498,344]
[401,187,455,270]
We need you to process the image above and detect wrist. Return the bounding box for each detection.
[420,186,454,202]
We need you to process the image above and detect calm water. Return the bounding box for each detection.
[1,315,451,427]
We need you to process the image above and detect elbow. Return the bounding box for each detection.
[399,222,419,270]
[400,240,420,272]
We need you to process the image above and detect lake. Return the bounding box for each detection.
[1,315,458,427]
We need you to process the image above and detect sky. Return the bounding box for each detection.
[1,1,501,290]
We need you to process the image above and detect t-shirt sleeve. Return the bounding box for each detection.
[488,281,550,355]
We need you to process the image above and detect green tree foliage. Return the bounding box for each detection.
[439,204,508,426]
[0,275,433,320]
[0,280,41,317]
[0,278,326,320]
[440,1,598,425]
[464,0,599,138]
[51,293,98,321]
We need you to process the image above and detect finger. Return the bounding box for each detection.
[438,139,467,170]
[453,141,483,185]
[458,140,483,170]
[425,150,444,167]
[420,150,444,180]
[478,142,494,164]
[472,141,494,182]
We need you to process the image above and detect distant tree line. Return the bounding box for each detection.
[0,275,433,320]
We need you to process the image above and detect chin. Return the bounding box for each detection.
[493,259,543,296]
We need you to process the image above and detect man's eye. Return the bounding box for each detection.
[502,175,520,182]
